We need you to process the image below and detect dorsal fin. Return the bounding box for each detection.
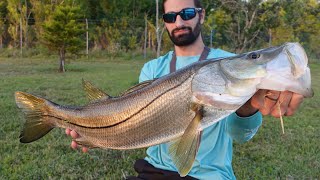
[119,79,156,96]
[82,79,111,102]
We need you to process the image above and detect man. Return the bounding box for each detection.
[66,0,304,179]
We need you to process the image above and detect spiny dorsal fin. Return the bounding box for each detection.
[82,79,111,102]
[169,103,203,177]
[119,79,156,96]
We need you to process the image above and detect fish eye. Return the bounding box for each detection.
[248,52,260,59]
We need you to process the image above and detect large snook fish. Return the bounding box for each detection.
[15,42,313,176]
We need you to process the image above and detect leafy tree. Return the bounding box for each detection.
[204,8,232,49]
[6,0,21,48]
[205,0,266,53]
[6,0,31,50]
[0,0,8,48]
[308,6,320,59]
[80,0,106,20]
[42,4,85,72]
[269,7,298,46]
[258,1,281,46]
[0,0,319,59]
[277,0,320,59]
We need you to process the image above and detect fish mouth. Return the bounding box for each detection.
[283,43,313,97]
[263,42,314,98]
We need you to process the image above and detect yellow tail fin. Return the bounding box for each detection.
[15,91,54,143]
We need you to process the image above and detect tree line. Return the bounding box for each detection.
[0,0,319,62]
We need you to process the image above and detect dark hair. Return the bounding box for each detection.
[162,0,203,13]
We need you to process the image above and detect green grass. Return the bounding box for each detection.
[0,57,319,179]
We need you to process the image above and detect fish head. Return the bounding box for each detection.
[192,42,313,113]
[192,45,288,106]
[217,42,313,98]
[257,42,314,98]
[214,44,286,97]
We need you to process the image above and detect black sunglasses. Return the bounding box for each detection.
[163,7,202,23]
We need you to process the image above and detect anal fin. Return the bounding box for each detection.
[169,104,202,177]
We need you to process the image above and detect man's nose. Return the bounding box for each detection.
[175,15,185,27]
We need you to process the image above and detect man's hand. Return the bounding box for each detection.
[65,128,89,153]
[236,90,304,118]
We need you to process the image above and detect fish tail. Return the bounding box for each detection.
[15,91,56,143]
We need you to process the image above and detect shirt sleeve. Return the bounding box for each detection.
[226,111,263,143]
[139,62,154,83]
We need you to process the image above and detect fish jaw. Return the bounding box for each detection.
[257,42,313,98]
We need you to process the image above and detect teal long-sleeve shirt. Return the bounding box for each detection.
[139,49,263,180]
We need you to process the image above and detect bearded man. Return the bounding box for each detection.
[67,0,305,179]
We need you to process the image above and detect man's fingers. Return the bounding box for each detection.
[65,128,71,135]
[285,93,304,116]
[82,147,89,153]
[251,89,267,109]
[69,130,89,153]
[257,90,279,115]
[70,130,80,139]
[266,90,280,100]
[260,96,278,115]
[251,90,304,117]
[66,129,80,139]
[66,129,89,153]
[71,140,89,153]
[71,140,78,149]
[270,91,293,117]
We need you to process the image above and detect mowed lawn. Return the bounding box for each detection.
[0,57,319,179]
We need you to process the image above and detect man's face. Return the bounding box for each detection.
[163,0,204,47]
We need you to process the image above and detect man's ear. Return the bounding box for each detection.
[200,9,206,24]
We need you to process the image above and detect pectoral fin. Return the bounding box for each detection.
[169,104,202,177]
[82,79,111,102]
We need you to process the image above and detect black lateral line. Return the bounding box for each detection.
[48,77,191,129]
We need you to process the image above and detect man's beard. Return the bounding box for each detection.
[168,20,201,47]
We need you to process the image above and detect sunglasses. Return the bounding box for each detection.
[163,7,202,23]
